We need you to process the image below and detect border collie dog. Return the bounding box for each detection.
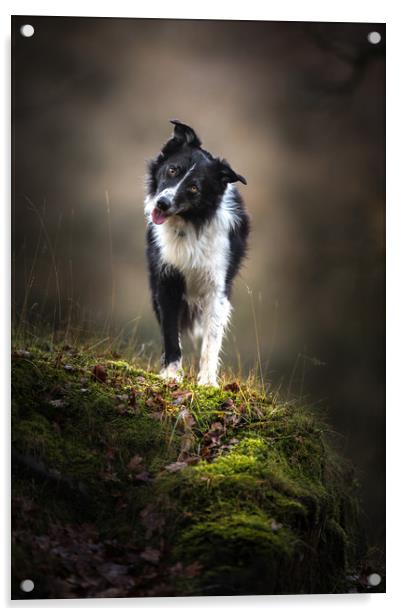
[144,120,249,386]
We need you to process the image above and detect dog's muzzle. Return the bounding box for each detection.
[156,196,171,212]
[152,196,173,225]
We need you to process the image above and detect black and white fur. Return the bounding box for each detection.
[144,120,249,386]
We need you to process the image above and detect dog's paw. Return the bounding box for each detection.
[160,360,183,382]
[197,372,219,388]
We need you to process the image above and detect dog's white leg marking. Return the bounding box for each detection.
[160,358,183,382]
[198,295,231,387]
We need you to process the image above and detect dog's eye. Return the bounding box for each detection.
[167,166,178,177]
[188,184,199,194]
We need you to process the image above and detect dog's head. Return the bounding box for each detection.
[145,120,246,226]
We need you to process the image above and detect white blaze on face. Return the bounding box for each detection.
[144,164,196,221]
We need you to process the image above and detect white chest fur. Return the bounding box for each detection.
[154,217,229,296]
[147,185,240,301]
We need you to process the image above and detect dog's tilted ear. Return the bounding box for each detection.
[160,120,202,156]
[218,159,247,186]
[170,120,202,147]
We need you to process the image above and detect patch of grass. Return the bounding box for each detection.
[11,342,366,598]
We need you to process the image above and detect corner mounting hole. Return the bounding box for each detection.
[367,572,381,586]
[368,31,381,45]
[20,24,35,38]
[20,579,34,593]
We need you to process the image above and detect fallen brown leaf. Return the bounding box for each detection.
[223,382,240,393]
[127,455,143,472]
[135,471,152,482]
[165,461,188,472]
[92,365,107,383]
[129,388,137,407]
[140,547,160,564]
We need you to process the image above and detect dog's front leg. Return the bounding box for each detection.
[158,273,184,382]
[198,294,231,387]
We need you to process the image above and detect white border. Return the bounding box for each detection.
[2,1,400,614]
[1,0,390,22]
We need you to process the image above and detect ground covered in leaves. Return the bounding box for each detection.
[11,343,376,598]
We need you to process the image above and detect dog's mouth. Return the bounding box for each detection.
[151,208,169,225]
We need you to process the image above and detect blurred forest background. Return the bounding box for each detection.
[12,17,385,550]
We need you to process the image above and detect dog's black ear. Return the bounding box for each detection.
[218,159,247,186]
[170,120,202,147]
[160,120,202,157]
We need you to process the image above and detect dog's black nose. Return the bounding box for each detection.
[156,197,171,212]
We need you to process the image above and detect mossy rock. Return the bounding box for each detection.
[11,345,365,598]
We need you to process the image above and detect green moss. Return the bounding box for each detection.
[106,360,161,383]
[13,415,66,467]
[11,343,364,597]
[175,509,299,595]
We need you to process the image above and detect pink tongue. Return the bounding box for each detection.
[151,208,168,225]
